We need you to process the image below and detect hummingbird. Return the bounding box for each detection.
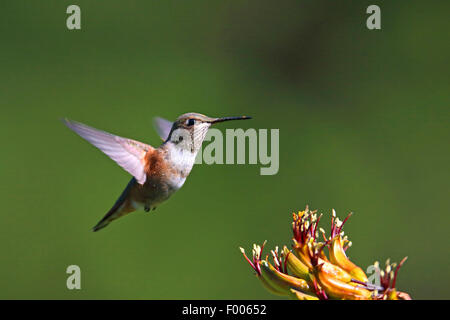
[63,113,251,231]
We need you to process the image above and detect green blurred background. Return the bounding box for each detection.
[0,1,448,299]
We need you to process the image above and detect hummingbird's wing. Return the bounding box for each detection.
[63,119,152,185]
[153,117,172,141]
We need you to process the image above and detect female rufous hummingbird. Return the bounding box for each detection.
[63,113,251,231]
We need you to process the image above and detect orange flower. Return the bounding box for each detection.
[240,206,410,300]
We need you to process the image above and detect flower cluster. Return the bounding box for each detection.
[240,207,411,300]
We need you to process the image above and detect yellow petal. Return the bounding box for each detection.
[259,261,311,295]
[319,260,353,283]
[329,236,368,283]
[314,264,372,300]
[289,288,319,300]
[282,246,311,281]
[257,274,288,296]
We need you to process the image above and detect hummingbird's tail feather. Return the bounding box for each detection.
[92,199,137,232]
[92,218,111,232]
[92,178,138,232]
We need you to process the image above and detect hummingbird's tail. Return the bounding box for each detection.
[92,199,136,232]
[92,217,111,232]
[92,178,138,232]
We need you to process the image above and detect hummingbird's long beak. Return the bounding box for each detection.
[209,116,252,124]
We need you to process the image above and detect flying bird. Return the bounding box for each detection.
[63,113,251,231]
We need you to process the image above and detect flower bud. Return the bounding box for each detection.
[282,246,310,281]
[259,260,312,295]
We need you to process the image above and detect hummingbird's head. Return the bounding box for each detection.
[167,113,251,153]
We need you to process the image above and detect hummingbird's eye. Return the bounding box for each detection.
[186,119,196,126]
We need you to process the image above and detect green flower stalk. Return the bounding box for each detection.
[240,206,411,300]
